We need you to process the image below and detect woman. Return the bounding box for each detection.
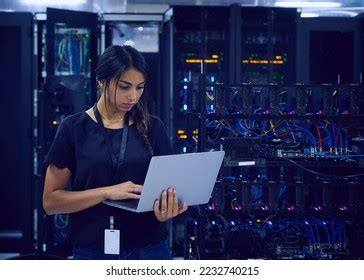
[43,45,187,260]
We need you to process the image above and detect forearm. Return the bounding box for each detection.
[43,186,110,215]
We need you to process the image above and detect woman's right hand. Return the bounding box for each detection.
[104,181,143,201]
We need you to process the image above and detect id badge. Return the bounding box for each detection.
[104,229,120,255]
[104,216,119,255]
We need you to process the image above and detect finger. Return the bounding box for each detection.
[129,185,135,193]
[127,193,141,199]
[178,202,188,214]
[154,200,165,222]
[126,181,134,186]
[172,189,178,217]
[161,190,167,214]
[133,184,143,194]
[167,188,173,217]
[154,200,160,214]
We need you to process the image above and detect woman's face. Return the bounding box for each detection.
[102,67,145,113]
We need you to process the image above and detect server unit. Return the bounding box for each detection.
[162,6,230,154]
[241,7,297,84]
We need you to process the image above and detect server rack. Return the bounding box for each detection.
[161,5,300,258]
[186,81,364,259]
[162,6,231,154]
[161,7,232,257]
[0,12,34,254]
[34,8,98,257]
[170,8,364,259]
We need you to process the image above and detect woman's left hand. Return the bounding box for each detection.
[154,188,188,222]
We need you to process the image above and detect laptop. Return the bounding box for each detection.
[103,151,225,212]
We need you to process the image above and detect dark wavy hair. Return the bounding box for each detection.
[95,45,153,155]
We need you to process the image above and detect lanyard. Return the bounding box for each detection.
[93,103,129,170]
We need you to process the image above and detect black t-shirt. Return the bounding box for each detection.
[45,111,172,251]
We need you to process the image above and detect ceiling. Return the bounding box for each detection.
[0,0,363,17]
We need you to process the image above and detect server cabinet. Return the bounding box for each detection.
[163,6,230,153]
[36,8,98,256]
[44,8,98,150]
[0,12,34,253]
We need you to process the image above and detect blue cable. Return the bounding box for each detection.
[293,220,314,244]
[292,124,317,147]
[341,221,346,245]
[331,219,337,245]
[331,123,337,149]
[342,128,348,150]
[319,121,332,148]
[308,217,321,246]
[315,218,331,245]
[306,221,317,245]
[237,120,261,137]
[336,222,341,246]
[254,107,263,114]
[335,125,343,151]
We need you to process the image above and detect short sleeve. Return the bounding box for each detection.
[44,117,75,171]
[150,116,172,156]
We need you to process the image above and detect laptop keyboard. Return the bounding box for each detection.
[119,199,139,209]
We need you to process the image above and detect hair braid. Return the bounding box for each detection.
[130,102,154,156]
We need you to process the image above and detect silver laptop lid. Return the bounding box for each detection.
[136,151,225,212]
